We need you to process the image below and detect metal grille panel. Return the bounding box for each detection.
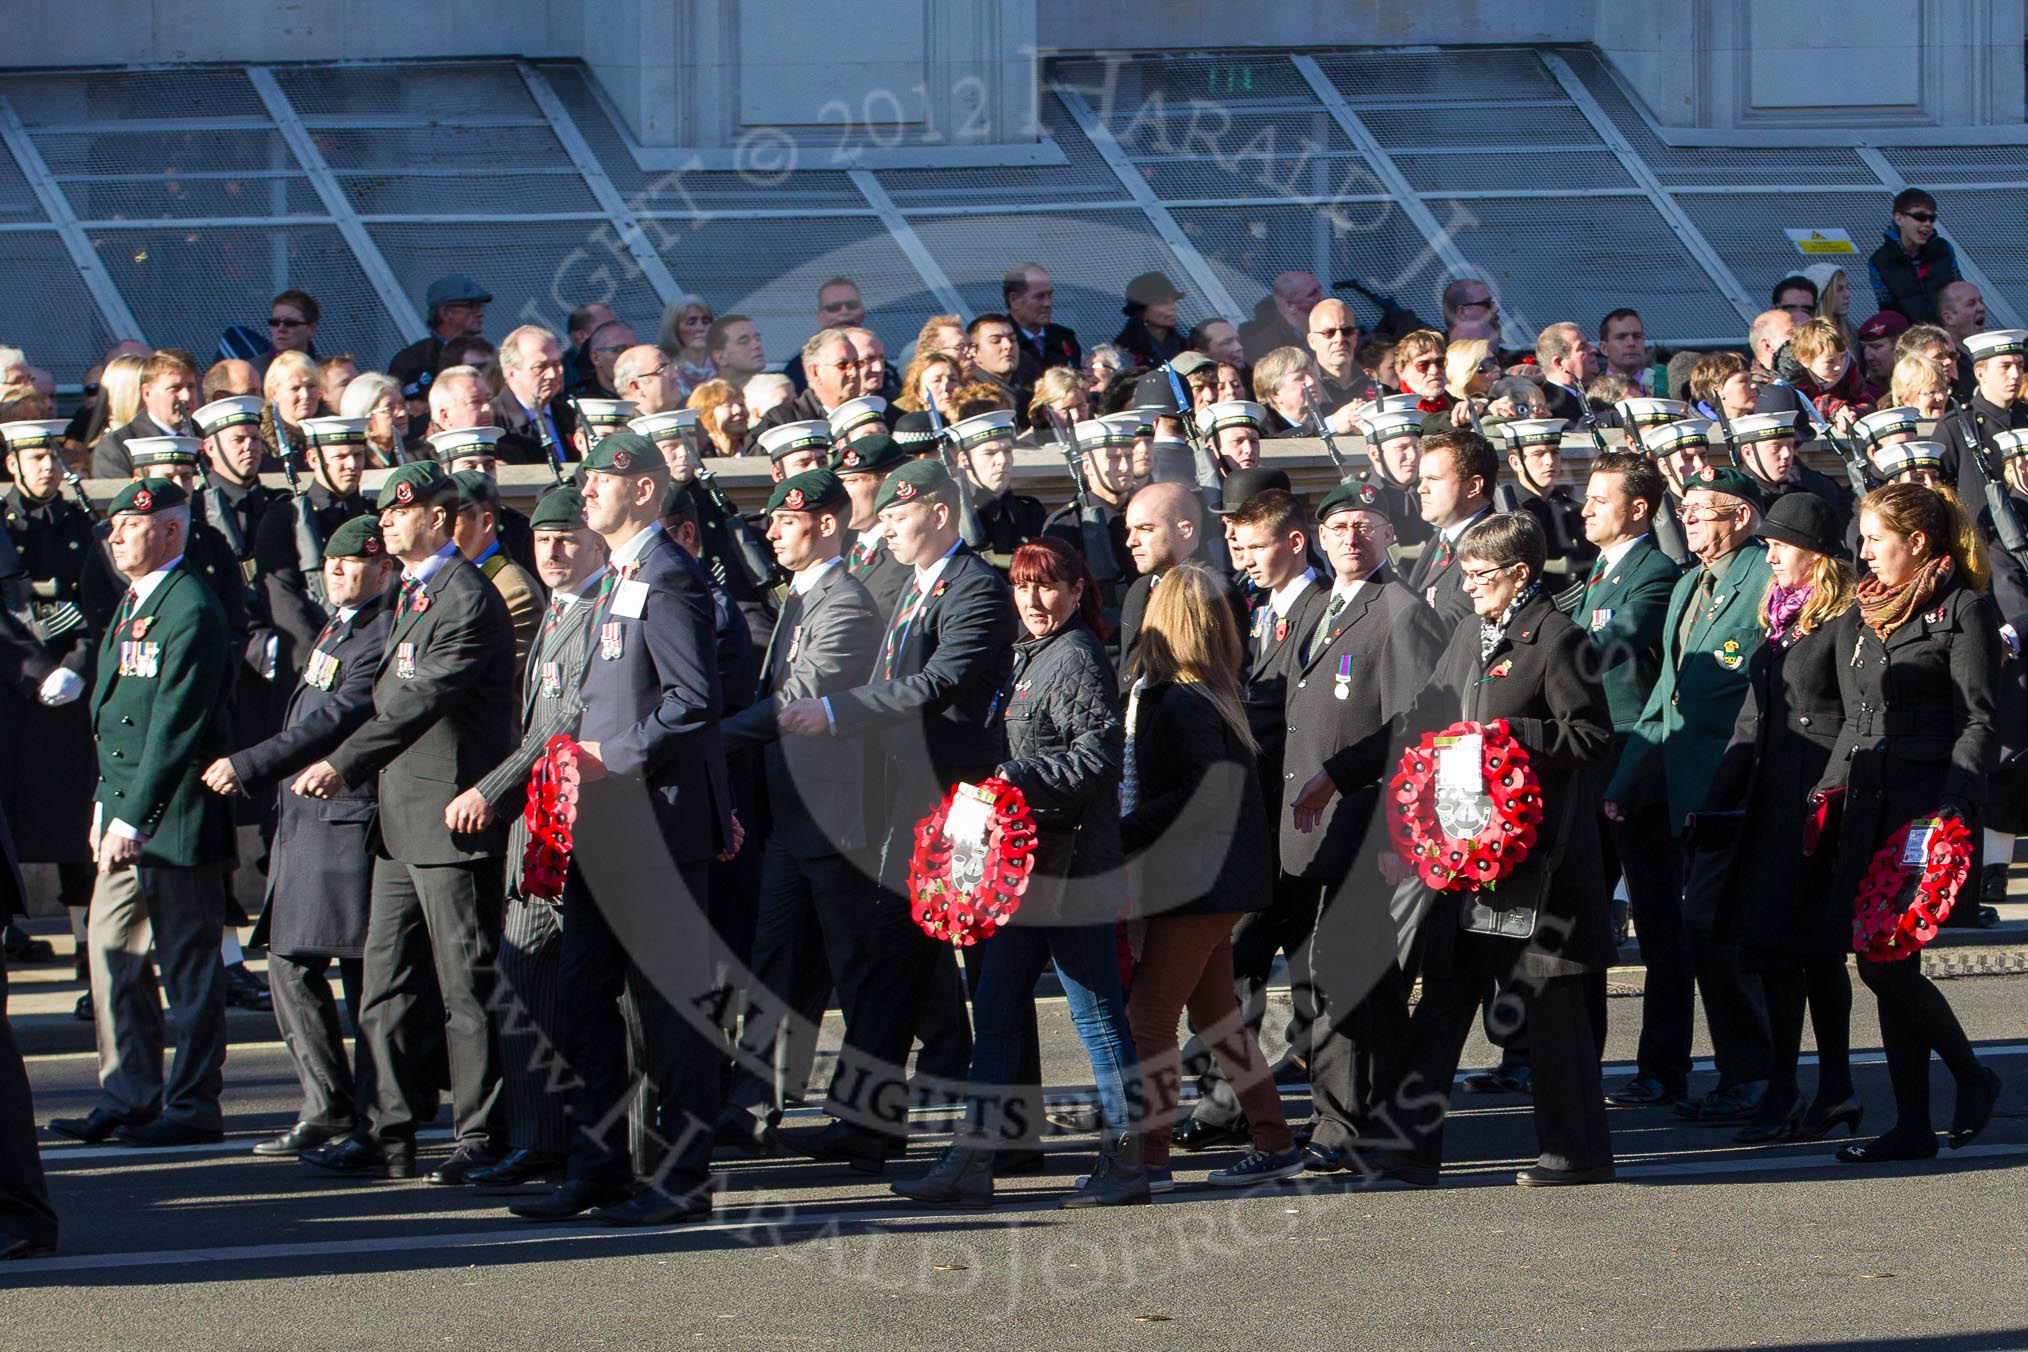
[275,64,542,124]
[0,231,116,377]
[32,129,300,178]
[1673,190,1889,311]
[1394,149,1634,194]
[1879,146,2028,183]
[341,171,598,218]
[62,174,324,223]
[876,91,1125,208]
[90,223,405,364]
[0,70,266,127]
[1313,50,1566,103]
[1052,54,1320,109]
[1359,104,1602,152]
[312,125,567,174]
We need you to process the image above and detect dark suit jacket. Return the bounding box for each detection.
[90,410,175,479]
[743,387,832,456]
[491,391,577,464]
[1117,564,1250,674]
[1013,323,1083,387]
[1405,513,1485,631]
[826,545,1017,815]
[232,595,392,956]
[91,565,235,867]
[575,527,736,865]
[1558,535,1680,731]
[1542,381,1587,425]
[723,560,881,858]
[253,482,370,684]
[1244,573,1332,818]
[325,550,518,865]
[1415,590,1615,980]
[846,528,912,620]
[1278,566,1445,881]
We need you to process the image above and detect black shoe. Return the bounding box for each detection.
[1605,1075,1683,1107]
[71,992,93,1023]
[1516,1163,1616,1187]
[223,961,272,1011]
[1837,1129,1938,1165]
[1058,1131,1151,1209]
[1460,1066,1531,1096]
[782,1120,901,1174]
[1355,1159,1440,1191]
[1797,1097,1864,1141]
[1733,1095,1805,1145]
[428,1143,507,1186]
[891,1141,996,1208]
[1270,1054,1309,1087]
[712,1107,777,1156]
[1949,1067,2004,1148]
[468,1149,566,1188]
[252,1121,349,1157]
[1680,1080,1765,1123]
[596,1188,712,1227]
[1,1234,56,1261]
[300,1136,416,1180]
[1978,862,2009,904]
[2,925,55,963]
[115,1119,224,1147]
[1171,1116,1249,1152]
[1302,1143,1346,1174]
[509,1178,634,1221]
[47,1109,144,1144]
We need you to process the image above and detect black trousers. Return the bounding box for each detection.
[0,954,56,1250]
[267,952,371,1131]
[497,899,571,1155]
[357,857,506,1148]
[723,842,876,1122]
[1857,955,1982,1134]
[1386,969,1612,1175]
[1188,870,1320,1129]
[1612,804,1696,1089]
[559,858,720,1196]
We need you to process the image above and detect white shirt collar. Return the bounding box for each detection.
[403,540,459,584]
[1268,568,1318,617]
[336,603,359,623]
[1443,506,1491,544]
[913,537,963,589]
[128,555,184,606]
[556,565,607,609]
[1329,573,1370,605]
[1598,534,1646,572]
[608,523,663,570]
[793,555,843,595]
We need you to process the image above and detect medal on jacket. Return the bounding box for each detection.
[785,623,804,665]
[541,661,562,697]
[396,642,417,680]
[120,640,160,678]
[1590,607,1613,631]
[304,647,338,690]
[600,621,624,660]
[1333,653,1352,700]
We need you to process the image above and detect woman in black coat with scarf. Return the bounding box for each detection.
[1699,492,1859,1143]
[1367,512,1618,1189]
[892,538,1145,1210]
[1817,483,2007,1163]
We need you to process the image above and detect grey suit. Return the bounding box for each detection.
[474,579,601,1156]
[325,549,518,1150]
[720,560,882,1126]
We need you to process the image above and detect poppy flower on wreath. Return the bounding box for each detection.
[908,776,1038,946]
[1386,718,1543,892]
[520,734,582,900]
[1852,815,1973,961]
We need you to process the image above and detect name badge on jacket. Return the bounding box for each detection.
[612,579,649,619]
[304,647,339,690]
[396,642,417,680]
[600,622,625,661]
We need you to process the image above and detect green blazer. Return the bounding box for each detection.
[1605,539,1772,833]
[1572,535,1682,732]
[90,564,235,867]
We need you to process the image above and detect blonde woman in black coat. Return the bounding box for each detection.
[1700,492,1858,1144]
[1818,483,2006,1163]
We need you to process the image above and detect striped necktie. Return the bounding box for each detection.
[878,577,925,680]
[1306,592,1347,664]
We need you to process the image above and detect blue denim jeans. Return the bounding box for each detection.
[964,921,1141,1139]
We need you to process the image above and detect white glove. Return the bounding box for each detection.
[38,667,84,706]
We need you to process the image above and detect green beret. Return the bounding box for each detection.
[107,477,188,517]
[375,461,454,512]
[1315,475,1391,523]
[323,516,385,559]
[1684,465,1766,511]
[872,458,952,512]
[766,468,850,516]
[833,433,906,477]
[581,431,662,476]
[529,487,587,531]
[449,468,497,511]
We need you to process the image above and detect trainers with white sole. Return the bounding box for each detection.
[1206,1148,1306,1187]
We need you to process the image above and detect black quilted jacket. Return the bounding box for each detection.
[996,618,1125,926]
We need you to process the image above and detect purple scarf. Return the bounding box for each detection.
[1766,584,1811,647]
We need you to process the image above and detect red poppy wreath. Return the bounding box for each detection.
[909,777,1037,946]
[1387,719,1543,892]
[1852,815,1973,961]
[521,734,582,900]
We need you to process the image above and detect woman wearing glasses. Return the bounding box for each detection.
[1816,483,2004,1162]
[1368,512,1617,1189]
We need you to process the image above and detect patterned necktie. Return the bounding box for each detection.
[849,536,877,577]
[878,577,925,680]
[1676,567,1716,657]
[397,575,422,616]
[1581,556,1608,610]
[1306,592,1348,664]
[111,587,139,635]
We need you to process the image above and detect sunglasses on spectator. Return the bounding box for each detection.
[1900,211,1938,223]
[1408,357,1443,372]
[1311,325,1357,339]
[270,316,308,329]
[1455,296,1493,310]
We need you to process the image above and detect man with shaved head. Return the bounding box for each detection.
[1116,479,1249,667]
[1306,297,1378,410]
[1241,271,1325,362]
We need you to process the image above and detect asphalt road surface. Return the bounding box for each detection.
[5,965,2027,1350]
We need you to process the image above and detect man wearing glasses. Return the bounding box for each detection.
[1867,188,1962,325]
[387,275,491,408]
[1305,298,1378,411]
[744,329,861,453]
[1604,466,1774,1126]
